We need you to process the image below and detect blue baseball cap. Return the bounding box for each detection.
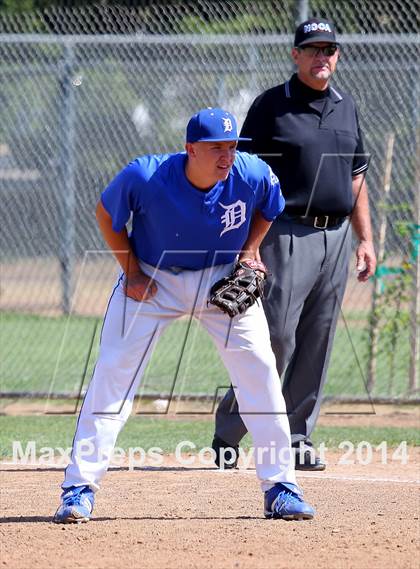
[186,108,252,143]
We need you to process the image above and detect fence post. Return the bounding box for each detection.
[409,126,420,395]
[58,41,76,315]
[367,133,395,393]
[247,42,260,96]
[291,0,309,75]
[294,0,309,27]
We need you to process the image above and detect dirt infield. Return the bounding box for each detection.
[1,451,419,569]
[2,401,419,427]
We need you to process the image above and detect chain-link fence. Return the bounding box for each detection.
[0,1,419,403]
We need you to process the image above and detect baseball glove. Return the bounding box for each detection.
[208,259,268,318]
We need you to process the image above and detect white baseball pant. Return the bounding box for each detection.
[63,261,297,492]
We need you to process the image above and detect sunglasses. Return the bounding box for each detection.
[298,45,338,57]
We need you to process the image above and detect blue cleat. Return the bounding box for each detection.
[53,485,94,524]
[264,483,315,521]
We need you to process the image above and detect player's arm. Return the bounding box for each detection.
[239,210,272,263]
[350,174,377,282]
[238,158,284,262]
[96,200,157,301]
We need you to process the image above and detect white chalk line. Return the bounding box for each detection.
[220,468,420,485]
[0,460,418,485]
[298,472,420,484]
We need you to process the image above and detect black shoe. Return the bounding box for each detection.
[211,435,239,469]
[293,443,326,471]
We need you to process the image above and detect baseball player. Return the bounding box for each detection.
[53,108,315,523]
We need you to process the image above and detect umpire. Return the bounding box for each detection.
[213,17,376,470]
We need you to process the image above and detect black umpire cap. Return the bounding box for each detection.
[294,17,339,47]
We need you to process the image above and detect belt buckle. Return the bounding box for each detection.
[314,215,329,229]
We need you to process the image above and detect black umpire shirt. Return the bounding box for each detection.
[238,73,369,217]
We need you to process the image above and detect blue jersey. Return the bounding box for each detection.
[101,151,284,270]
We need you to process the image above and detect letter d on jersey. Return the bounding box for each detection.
[219,200,247,236]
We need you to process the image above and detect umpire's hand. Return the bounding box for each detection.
[124,271,158,302]
[356,239,377,282]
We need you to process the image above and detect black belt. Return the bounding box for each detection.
[282,214,346,229]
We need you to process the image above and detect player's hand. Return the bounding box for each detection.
[355,240,377,282]
[238,255,266,279]
[124,271,157,302]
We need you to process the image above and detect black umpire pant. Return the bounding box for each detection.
[215,217,352,447]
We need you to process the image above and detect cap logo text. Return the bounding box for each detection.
[222,118,233,133]
[304,22,332,33]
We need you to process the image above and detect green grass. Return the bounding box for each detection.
[0,415,418,458]
[0,311,412,399]
[311,426,419,448]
